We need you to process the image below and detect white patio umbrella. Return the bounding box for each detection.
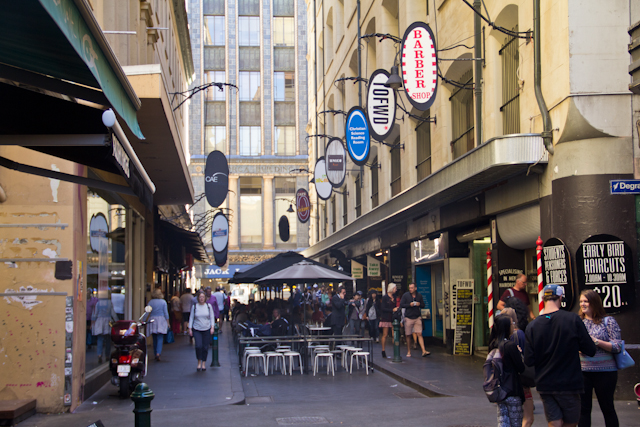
[255,260,354,284]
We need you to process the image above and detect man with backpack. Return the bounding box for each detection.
[496,273,534,320]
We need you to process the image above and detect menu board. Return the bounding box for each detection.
[453,279,474,356]
[542,238,574,310]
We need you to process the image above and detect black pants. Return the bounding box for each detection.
[193,329,211,362]
[579,370,619,427]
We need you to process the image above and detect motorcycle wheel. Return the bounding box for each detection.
[119,375,130,399]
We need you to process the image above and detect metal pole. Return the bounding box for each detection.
[473,0,483,147]
[131,383,154,427]
[392,318,402,363]
[210,323,220,367]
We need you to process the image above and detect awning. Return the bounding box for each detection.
[301,134,549,259]
[0,0,143,139]
[159,220,210,263]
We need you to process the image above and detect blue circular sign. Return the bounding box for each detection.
[345,106,370,166]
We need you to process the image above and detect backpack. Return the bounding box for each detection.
[483,346,508,403]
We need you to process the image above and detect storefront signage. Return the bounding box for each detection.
[211,212,229,253]
[325,138,347,188]
[296,188,310,223]
[610,179,640,194]
[400,22,438,111]
[314,157,332,200]
[196,264,249,279]
[345,107,370,166]
[278,215,290,242]
[542,238,574,310]
[204,150,229,208]
[366,69,396,141]
[453,279,474,356]
[498,269,524,289]
[576,234,634,313]
[351,260,364,279]
[367,256,380,277]
[112,135,130,178]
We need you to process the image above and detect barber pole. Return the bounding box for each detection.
[537,236,544,315]
[487,250,494,329]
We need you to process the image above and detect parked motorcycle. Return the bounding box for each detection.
[109,306,153,398]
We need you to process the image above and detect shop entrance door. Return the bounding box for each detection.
[415,264,444,338]
[471,239,491,349]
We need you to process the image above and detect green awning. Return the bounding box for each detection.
[0,0,144,139]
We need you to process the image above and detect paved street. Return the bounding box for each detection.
[17,325,640,427]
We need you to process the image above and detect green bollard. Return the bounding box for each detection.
[210,322,220,367]
[131,383,154,427]
[392,319,402,363]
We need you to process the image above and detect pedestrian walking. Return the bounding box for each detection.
[379,283,399,359]
[525,284,596,427]
[213,287,226,324]
[348,291,365,336]
[188,291,216,371]
[91,296,118,364]
[148,288,170,361]
[578,290,622,427]
[490,315,525,427]
[497,273,534,320]
[331,287,347,335]
[400,283,430,357]
[170,292,182,334]
[180,289,194,334]
[364,290,381,343]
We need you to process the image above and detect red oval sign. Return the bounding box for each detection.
[296,188,310,223]
[401,22,438,111]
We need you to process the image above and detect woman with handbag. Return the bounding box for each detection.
[379,283,399,359]
[578,290,622,427]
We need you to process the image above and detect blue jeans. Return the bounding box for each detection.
[368,319,379,341]
[349,318,361,336]
[96,334,111,360]
[152,333,164,356]
[193,329,211,361]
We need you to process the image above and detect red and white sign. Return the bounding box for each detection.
[401,22,438,111]
[296,188,310,223]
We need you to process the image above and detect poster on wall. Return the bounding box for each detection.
[325,138,347,188]
[400,22,438,111]
[314,157,333,200]
[296,188,310,223]
[575,234,634,313]
[366,69,396,141]
[453,279,474,356]
[542,237,574,310]
[345,107,371,166]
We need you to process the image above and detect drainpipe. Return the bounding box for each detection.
[533,0,554,154]
[473,0,483,147]
[314,0,319,243]
[357,0,363,186]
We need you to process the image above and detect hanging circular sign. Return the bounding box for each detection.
[314,157,333,200]
[575,234,634,313]
[211,212,229,253]
[278,215,290,242]
[214,247,228,268]
[542,237,574,311]
[204,150,229,208]
[345,106,370,166]
[366,69,397,141]
[400,22,438,111]
[325,138,347,188]
[89,213,109,253]
[296,188,310,223]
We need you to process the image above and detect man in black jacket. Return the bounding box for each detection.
[330,287,347,335]
[525,285,596,427]
[399,283,430,357]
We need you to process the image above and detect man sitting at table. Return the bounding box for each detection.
[311,304,325,323]
[270,309,289,336]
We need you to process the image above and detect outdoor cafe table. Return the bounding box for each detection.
[303,336,374,373]
[237,336,307,369]
[306,325,332,335]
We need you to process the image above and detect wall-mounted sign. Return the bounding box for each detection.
[314,157,332,200]
[367,256,380,278]
[542,238,574,310]
[576,234,634,313]
[351,260,364,279]
[204,150,229,208]
[325,138,347,188]
[211,212,229,253]
[195,264,250,279]
[214,247,227,268]
[89,213,109,253]
[112,135,130,178]
[296,188,310,223]
[453,279,474,356]
[278,215,290,242]
[366,69,396,141]
[345,106,371,166]
[610,179,640,194]
[400,22,438,111]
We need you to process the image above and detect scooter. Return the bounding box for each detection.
[109,306,153,398]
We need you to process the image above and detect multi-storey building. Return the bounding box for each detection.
[302,0,640,398]
[187,0,309,278]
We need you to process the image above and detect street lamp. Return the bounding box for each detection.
[384,65,403,90]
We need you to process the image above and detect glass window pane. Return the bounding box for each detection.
[239,0,259,15]
[273,0,294,16]
[239,126,261,156]
[204,46,225,70]
[204,16,225,46]
[274,47,295,71]
[240,194,262,245]
[274,72,294,101]
[205,126,226,153]
[239,72,261,101]
[275,126,295,155]
[204,0,225,15]
[239,17,259,46]
[205,71,226,101]
[273,17,294,46]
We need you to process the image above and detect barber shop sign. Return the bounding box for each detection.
[400,22,438,111]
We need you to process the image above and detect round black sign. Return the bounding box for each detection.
[214,246,228,268]
[542,237,574,310]
[278,215,290,242]
[204,150,229,208]
[575,234,634,313]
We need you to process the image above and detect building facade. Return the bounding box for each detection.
[302,0,640,398]
[187,0,310,277]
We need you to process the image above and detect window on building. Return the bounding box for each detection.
[355,174,362,218]
[204,16,225,45]
[239,16,260,46]
[239,47,260,70]
[274,47,295,71]
[274,126,296,155]
[273,17,295,46]
[342,190,348,226]
[371,155,379,208]
[274,102,295,125]
[204,46,225,70]
[238,0,260,15]
[239,126,261,155]
[239,72,261,100]
[451,69,474,160]
[500,28,521,135]
[331,196,336,232]
[275,177,296,246]
[416,113,432,181]
[205,126,226,153]
[273,0,294,16]
[205,71,226,101]
[205,101,225,125]
[204,0,225,15]
[240,177,262,247]
[239,102,261,125]
[390,140,402,197]
[274,71,295,101]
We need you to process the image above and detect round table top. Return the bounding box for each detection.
[307,326,332,331]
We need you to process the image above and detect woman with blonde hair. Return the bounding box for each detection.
[148,288,170,361]
[379,283,399,359]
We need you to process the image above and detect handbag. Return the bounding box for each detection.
[603,317,635,370]
[165,330,175,344]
